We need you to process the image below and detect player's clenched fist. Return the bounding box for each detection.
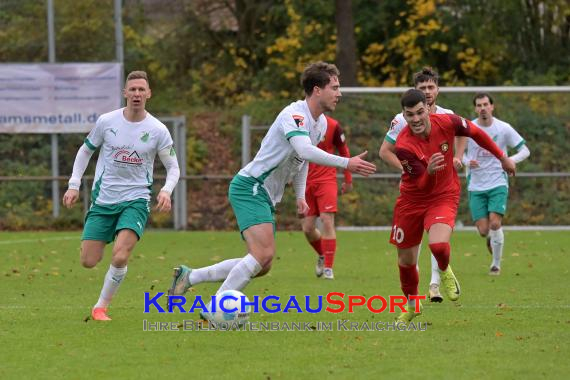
[427,153,446,175]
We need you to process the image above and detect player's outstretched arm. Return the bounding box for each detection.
[347,151,376,176]
[458,119,516,176]
[379,140,403,171]
[63,143,95,208]
[289,135,349,168]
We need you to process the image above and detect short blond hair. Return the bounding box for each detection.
[125,70,149,86]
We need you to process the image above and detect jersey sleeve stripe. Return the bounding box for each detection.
[384,135,396,144]
[514,139,526,150]
[285,130,310,140]
[84,138,98,151]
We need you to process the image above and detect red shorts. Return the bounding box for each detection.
[305,182,338,217]
[389,196,459,248]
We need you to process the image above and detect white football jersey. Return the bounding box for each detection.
[466,117,525,191]
[385,105,453,144]
[85,108,173,205]
[238,100,327,205]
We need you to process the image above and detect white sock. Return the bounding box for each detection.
[216,254,262,294]
[94,264,127,309]
[189,258,242,285]
[430,254,441,285]
[489,228,504,268]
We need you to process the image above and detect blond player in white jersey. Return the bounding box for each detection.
[62,71,180,321]
[464,92,530,275]
[379,66,466,303]
[168,62,376,320]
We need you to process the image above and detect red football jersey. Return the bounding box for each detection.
[395,113,504,203]
[307,115,352,185]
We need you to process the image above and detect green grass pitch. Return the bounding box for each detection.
[1,230,569,379]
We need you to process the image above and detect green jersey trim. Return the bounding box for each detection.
[84,138,98,151]
[384,135,396,144]
[91,168,105,203]
[514,139,526,150]
[256,165,279,183]
[285,130,309,140]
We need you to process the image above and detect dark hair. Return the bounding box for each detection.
[401,89,426,109]
[301,62,340,96]
[125,70,149,86]
[413,66,439,86]
[473,92,494,106]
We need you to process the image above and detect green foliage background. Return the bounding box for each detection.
[0,0,569,229]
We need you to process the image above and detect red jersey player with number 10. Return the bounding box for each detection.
[391,89,515,323]
[302,115,352,280]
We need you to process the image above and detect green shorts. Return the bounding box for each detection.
[468,186,508,222]
[228,175,275,236]
[82,199,150,243]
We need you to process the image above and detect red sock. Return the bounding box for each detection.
[429,242,450,271]
[309,238,323,256]
[398,264,419,299]
[322,238,336,268]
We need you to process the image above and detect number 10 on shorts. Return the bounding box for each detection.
[392,225,404,244]
[392,226,404,244]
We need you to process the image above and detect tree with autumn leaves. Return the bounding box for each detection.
[1,0,569,229]
[2,0,568,104]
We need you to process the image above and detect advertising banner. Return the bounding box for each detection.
[0,63,121,133]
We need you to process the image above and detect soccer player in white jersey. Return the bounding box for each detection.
[464,92,530,275]
[168,62,376,320]
[379,67,466,303]
[62,71,180,321]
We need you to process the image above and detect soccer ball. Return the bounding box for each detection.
[210,290,251,326]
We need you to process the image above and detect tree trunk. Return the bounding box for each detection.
[335,0,358,86]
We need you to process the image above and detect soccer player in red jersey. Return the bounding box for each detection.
[391,89,515,323]
[301,115,352,280]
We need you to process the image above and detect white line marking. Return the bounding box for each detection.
[0,236,77,245]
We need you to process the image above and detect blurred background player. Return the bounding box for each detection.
[168,62,376,320]
[301,115,352,280]
[463,92,530,275]
[390,89,515,323]
[62,71,180,321]
[379,67,467,302]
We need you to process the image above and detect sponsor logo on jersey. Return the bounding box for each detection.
[292,114,304,127]
[141,132,150,142]
[390,119,398,130]
[107,128,118,136]
[114,150,143,165]
[440,141,449,153]
[461,118,468,128]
